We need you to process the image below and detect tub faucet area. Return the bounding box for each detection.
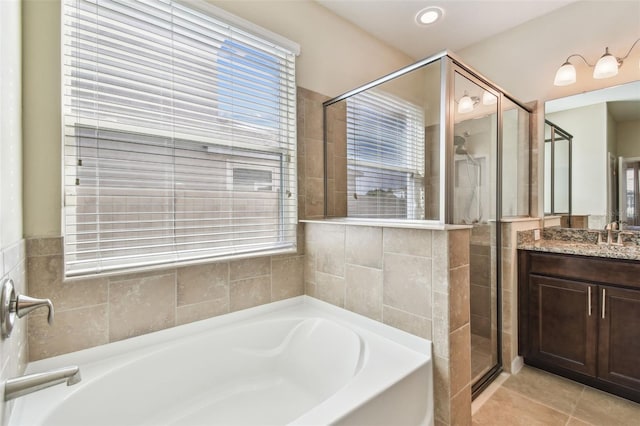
[4,366,81,401]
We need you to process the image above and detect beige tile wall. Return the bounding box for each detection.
[0,240,28,425]
[26,236,304,361]
[305,222,472,426]
[500,218,541,373]
[297,87,330,220]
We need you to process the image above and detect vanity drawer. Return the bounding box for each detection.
[527,251,640,290]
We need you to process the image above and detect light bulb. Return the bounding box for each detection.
[554,61,576,86]
[482,91,497,105]
[593,48,619,79]
[458,93,475,114]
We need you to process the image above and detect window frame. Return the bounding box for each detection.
[61,0,299,278]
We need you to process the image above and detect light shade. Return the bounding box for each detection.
[458,93,475,114]
[554,61,576,86]
[593,49,619,79]
[482,90,497,105]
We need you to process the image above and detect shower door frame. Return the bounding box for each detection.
[322,51,534,399]
[445,60,506,398]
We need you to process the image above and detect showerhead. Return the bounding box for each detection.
[454,135,466,146]
[454,135,468,155]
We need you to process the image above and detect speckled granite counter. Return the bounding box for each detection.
[517,227,640,261]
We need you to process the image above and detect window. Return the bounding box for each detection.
[346,90,425,219]
[62,0,298,277]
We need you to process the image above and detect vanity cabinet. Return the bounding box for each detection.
[518,250,640,403]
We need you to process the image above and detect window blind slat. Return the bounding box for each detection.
[346,90,424,220]
[63,0,297,277]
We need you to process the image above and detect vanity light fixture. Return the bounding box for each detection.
[553,38,640,86]
[457,91,479,114]
[482,90,497,106]
[415,6,443,26]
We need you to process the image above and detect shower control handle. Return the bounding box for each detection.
[1,278,54,339]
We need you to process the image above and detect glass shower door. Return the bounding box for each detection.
[451,71,500,387]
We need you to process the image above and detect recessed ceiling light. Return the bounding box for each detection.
[415,6,443,26]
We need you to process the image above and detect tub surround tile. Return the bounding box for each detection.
[176,299,229,326]
[382,305,431,339]
[345,264,382,321]
[451,386,472,426]
[109,272,176,342]
[449,229,470,269]
[26,237,62,257]
[434,355,451,424]
[383,227,432,257]
[177,262,228,306]
[449,324,472,396]
[0,238,28,426]
[229,275,271,312]
[345,226,382,269]
[229,256,270,281]
[28,256,108,311]
[383,252,432,317]
[315,272,345,307]
[271,256,304,301]
[28,304,109,360]
[449,265,470,331]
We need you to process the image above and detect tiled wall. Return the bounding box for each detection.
[297,87,329,220]
[25,236,304,361]
[500,218,541,373]
[304,221,472,426]
[0,240,28,425]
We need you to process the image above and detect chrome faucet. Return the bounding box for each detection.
[4,365,81,401]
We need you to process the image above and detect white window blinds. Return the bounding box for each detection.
[346,90,425,219]
[63,0,298,277]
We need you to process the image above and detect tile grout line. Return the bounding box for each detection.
[501,385,575,419]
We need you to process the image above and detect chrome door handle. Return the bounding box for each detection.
[602,288,606,319]
[588,286,592,316]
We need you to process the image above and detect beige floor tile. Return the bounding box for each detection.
[501,366,584,415]
[566,417,594,426]
[472,387,569,426]
[572,386,640,426]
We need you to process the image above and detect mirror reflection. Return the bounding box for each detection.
[544,80,640,230]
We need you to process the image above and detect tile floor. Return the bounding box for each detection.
[472,365,640,425]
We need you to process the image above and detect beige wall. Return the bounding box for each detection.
[459,0,640,218]
[617,119,640,158]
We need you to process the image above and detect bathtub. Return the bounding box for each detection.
[9,296,433,426]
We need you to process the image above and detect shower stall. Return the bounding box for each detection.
[322,51,531,395]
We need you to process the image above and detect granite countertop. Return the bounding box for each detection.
[518,239,640,261]
[517,228,640,261]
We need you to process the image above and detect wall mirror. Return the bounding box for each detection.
[544,80,640,230]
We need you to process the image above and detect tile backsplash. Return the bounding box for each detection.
[0,240,28,425]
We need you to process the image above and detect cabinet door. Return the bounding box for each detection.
[598,286,640,390]
[529,275,598,376]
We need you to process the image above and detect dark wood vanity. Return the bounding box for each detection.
[518,249,640,403]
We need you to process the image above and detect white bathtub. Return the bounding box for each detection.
[9,296,433,426]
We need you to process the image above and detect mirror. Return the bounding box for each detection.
[544,80,640,230]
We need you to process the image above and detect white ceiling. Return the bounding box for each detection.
[315,0,579,60]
